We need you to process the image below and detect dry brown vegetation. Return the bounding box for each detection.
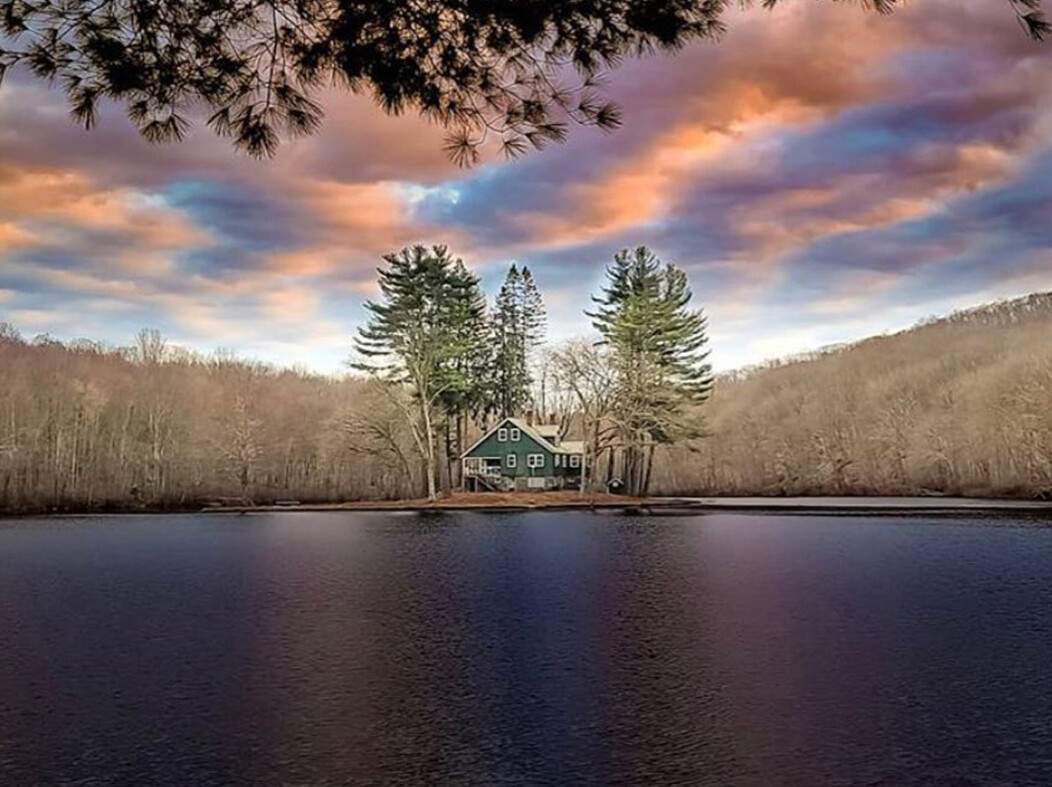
[0,328,425,513]
[2,292,1052,513]
[657,293,1052,499]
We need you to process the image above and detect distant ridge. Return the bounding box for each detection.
[930,291,1052,327]
[727,291,1052,380]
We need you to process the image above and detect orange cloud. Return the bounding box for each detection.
[259,287,320,322]
[517,124,739,248]
[0,221,35,250]
[263,179,470,276]
[505,1,917,250]
[727,140,1026,266]
[0,167,213,272]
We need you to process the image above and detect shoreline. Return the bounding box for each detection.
[199,495,1052,516]
[4,493,1052,519]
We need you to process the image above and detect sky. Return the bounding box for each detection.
[1,0,1052,373]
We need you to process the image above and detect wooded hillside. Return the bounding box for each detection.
[2,291,1051,512]
[0,328,423,512]
[658,293,1052,498]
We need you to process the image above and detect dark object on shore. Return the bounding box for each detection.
[275,500,302,507]
[203,496,255,509]
[607,478,625,495]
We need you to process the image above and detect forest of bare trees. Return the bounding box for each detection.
[2,292,1051,513]
[0,327,424,512]
[657,293,1052,498]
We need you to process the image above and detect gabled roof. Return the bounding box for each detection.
[534,424,560,440]
[460,417,583,458]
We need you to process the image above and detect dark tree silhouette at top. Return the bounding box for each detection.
[0,0,1047,162]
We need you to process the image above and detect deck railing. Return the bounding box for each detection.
[463,459,502,477]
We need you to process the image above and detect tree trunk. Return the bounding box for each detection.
[641,443,656,498]
[457,413,467,491]
[442,419,453,494]
[579,440,588,495]
[421,401,437,501]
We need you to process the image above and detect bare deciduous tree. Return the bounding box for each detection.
[550,339,618,493]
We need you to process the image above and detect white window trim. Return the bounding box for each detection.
[570,455,581,468]
[498,427,508,442]
[509,427,521,441]
[527,453,544,468]
[506,453,517,468]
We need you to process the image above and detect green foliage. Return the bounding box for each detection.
[492,263,547,418]
[438,264,492,424]
[590,246,713,494]
[3,1,1042,159]
[355,244,485,401]
[592,246,713,408]
[354,244,488,498]
[0,0,695,158]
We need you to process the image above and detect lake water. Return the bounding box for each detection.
[2,511,1052,785]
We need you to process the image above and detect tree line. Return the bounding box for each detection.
[658,293,1052,498]
[3,277,1050,513]
[0,326,382,510]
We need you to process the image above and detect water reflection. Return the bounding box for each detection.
[1,512,1051,784]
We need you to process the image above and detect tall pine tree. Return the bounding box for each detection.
[438,262,492,487]
[590,246,713,496]
[491,264,547,418]
[354,245,486,500]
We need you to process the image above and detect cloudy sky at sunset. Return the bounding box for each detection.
[2,0,1051,372]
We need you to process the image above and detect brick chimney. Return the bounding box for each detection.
[525,409,534,426]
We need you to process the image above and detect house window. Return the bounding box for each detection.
[527,453,545,468]
[498,428,508,442]
[570,455,581,468]
[554,455,561,467]
[506,454,517,468]
[509,428,521,441]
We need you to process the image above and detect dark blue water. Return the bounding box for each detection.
[2,511,1052,785]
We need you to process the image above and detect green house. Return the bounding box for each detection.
[461,417,584,492]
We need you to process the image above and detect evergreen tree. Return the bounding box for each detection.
[492,264,547,418]
[438,261,492,487]
[5,2,1045,159]
[590,246,713,496]
[354,245,485,500]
